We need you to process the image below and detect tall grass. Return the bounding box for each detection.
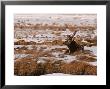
[14,58,97,76]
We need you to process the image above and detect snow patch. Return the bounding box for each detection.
[88,62,97,66]
[84,46,97,55]
[40,73,72,76]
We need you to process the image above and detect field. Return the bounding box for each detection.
[14,14,97,76]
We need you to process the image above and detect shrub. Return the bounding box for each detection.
[14,58,97,76]
[84,65,97,75]
[76,55,96,62]
[14,58,37,76]
[60,61,97,75]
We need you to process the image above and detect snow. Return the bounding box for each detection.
[64,55,76,63]
[15,14,96,25]
[84,46,97,56]
[15,54,31,59]
[52,52,60,58]
[14,45,23,48]
[51,51,76,63]
[37,57,55,63]
[37,58,47,64]
[88,62,97,66]
[14,45,33,50]
[75,30,96,39]
[61,29,73,36]
[40,73,72,76]
[35,33,56,41]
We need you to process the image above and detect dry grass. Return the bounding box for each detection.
[14,58,55,76]
[82,37,97,47]
[51,48,67,53]
[36,41,52,45]
[76,55,96,62]
[15,23,96,32]
[60,60,97,75]
[84,65,97,75]
[43,60,54,74]
[14,20,97,76]
[51,40,64,45]
[14,58,97,76]
[35,39,64,46]
[15,45,53,57]
[15,49,37,54]
[60,61,87,75]
[14,58,38,76]
[14,40,36,45]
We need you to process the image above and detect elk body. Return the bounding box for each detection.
[63,31,84,54]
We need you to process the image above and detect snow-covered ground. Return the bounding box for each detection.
[88,61,97,66]
[40,73,72,76]
[14,28,96,43]
[14,45,97,66]
[14,14,97,67]
[15,54,32,59]
[14,14,96,26]
[84,46,97,56]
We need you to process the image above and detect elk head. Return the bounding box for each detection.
[63,30,77,45]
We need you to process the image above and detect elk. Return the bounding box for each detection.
[63,31,84,54]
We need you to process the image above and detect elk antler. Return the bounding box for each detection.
[72,30,77,37]
[71,30,77,41]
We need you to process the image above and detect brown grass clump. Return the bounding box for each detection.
[60,61,86,75]
[84,37,97,46]
[53,31,61,36]
[14,58,38,76]
[76,55,96,62]
[44,60,54,74]
[15,50,53,58]
[38,41,52,45]
[85,65,97,75]
[51,48,67,52]
[60,61,97,75]
[35,39,64,46]
[16,50,53,58]
[14,58,97,76]
[51,40,64,45]
[53,60,66,73]
[14,40,36,45]
[14,40,26,45]
[14,23,96,32]
[14,58,48,76]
